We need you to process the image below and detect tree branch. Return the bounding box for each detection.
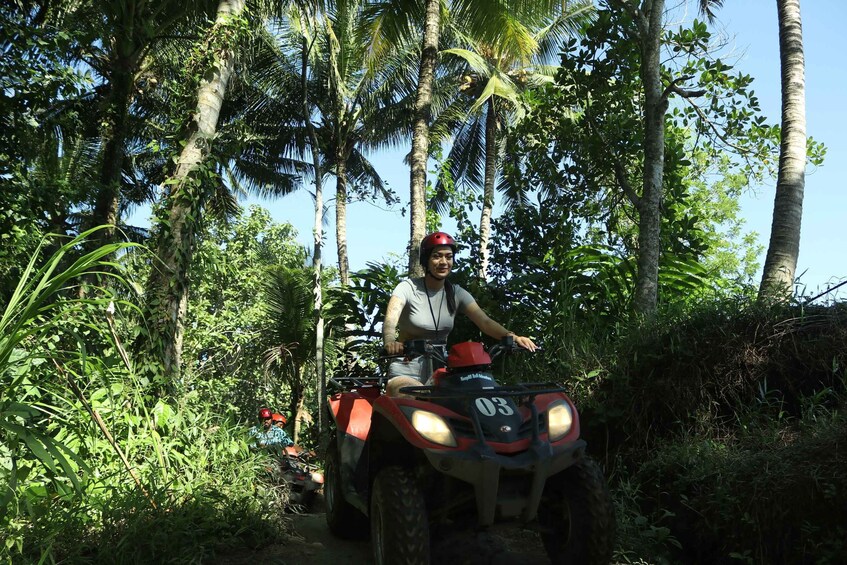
[662,75,706,101]
[613,157,641,210]
[683,96,755,156]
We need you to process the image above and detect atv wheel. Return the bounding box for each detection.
[324,442,368,538]
[538,456,616,565]
[371,466,429,565]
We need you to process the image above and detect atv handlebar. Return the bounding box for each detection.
[488,335,542,359]
[381,335,538,362]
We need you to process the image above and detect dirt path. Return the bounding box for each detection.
[213,496,371,565]
[215,494,550,564]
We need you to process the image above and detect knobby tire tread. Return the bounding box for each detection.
[541,456,616,565]
[324,443,368,539]
[371,466,430,565]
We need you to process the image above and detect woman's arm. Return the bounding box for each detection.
[383,295,405,355]
[464,302,537,351]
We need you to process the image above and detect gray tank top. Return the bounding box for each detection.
[391,278,475,343]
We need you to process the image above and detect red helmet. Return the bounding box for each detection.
[447,342,492,370]
[272,413,287,424]
[258,407,272,419]
[419,232,457,267]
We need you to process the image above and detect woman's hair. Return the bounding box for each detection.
[445,280,456,315]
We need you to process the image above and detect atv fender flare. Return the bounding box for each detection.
[329,392,374,441]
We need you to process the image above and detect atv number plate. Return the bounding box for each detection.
[474,397,514,417]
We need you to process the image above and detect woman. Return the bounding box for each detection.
[383,232,536,396]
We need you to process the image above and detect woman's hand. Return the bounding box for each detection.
[513,334,537,352]
[384,341,404,356]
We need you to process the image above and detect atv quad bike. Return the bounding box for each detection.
[325,337,615,564]
[279,447,324,511]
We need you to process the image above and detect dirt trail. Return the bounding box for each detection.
[216,495,550,564]
[213,497,370,565]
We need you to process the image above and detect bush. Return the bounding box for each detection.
[534,296,847,563]
[0,232,291,564]
[635,414,847,564]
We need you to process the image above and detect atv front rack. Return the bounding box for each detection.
[328,375,388,393]
[399,381,567,399]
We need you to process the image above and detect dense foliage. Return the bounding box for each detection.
[0,230,291,562]
[1,1,843,564]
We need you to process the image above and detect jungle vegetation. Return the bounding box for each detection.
[1,0,842,563]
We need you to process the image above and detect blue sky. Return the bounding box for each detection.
[138,2,846,299]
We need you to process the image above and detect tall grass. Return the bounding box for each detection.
[1,229,288,563]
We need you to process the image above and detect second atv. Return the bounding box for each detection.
[325,336,615,564]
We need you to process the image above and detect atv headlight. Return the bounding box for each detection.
[411,410,456,447]
[547,401,573,441]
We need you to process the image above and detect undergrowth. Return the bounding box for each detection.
[1,232,293,564]
[534,295,847,564]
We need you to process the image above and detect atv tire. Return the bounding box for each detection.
[538,456,616,565]
[370,466,429,565]
[324,442,368,539]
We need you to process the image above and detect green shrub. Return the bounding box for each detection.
[634,414,847,564]
[1,231,291,564]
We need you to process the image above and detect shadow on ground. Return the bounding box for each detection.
[214,494,551,564]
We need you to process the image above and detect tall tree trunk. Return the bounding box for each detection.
[632,0,666,317]
[141,0,245,383]
[290,367,305,443]
[325,16,350,287]
[759,0,806,300]
[91,64,133,245]
[408,0,441,276]
[88,26,145,250]
[336,145,350,287]
[300,18,327,436]
[478,98,498,281]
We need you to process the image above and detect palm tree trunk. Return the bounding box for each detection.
[89,36,142,248]
[300,16,327,436]
[408,0,441,276]
[289,367,305,443]
[142,0,245,383]
[632,0,666,317]
[91,68,132,244]
[478,98,499,281]
[759,0,806,300]
[336,146,350,287]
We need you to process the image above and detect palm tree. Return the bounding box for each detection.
[366,0,565,275]
[758,0,806,299]
[296,1,329,436]
[316,0,416,286]
[435,2,592,279]
[142,0,248,382]
[263,266,319,442]
[147,0,244,376]
[408,0,442,276]
[140,0,308,382]
[691,0,806,300]
[78,0,215,246]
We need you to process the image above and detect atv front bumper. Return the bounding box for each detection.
[423,438,586,526]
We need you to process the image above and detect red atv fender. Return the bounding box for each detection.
[329,392,376,441]
[328,387,380,512]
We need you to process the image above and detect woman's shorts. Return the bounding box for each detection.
[387,356,427,383]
